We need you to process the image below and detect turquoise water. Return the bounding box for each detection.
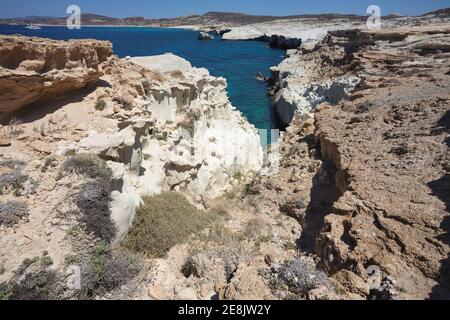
[0,25,284,130]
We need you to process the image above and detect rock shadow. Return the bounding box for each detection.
[297,158,342,254]
[438,109,450,148]
[429,110,450,299]
[428,174,450,299]
[1,79,110,125]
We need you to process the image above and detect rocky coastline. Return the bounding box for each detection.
[0,9,450,300]
[251,18,450,299]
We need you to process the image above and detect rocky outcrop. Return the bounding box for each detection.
[269,45,359,127]
[310,25,450,299]
[0,35,112,115]
[57,54,263,241]
[0,36,266,298]
[258,22,450,299]
[216,28,231,35]
[198,32,214,40]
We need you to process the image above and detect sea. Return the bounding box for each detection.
[0,25,285,131]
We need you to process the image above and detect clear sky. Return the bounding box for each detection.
[0,0,449,19]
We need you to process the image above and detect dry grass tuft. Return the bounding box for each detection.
[123,192,217,258]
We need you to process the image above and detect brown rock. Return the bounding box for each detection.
[0,138,11,147]
[308,24,450,299]
[219,264,275,300]
[333,270,369,297]
[0,35,112,115]
[308,285,339,300]
[30,141,52,154]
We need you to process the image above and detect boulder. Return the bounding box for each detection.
[198,32,214,40]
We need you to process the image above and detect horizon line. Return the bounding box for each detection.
[1,8,447,20]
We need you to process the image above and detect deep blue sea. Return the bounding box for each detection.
[0,25,284,130]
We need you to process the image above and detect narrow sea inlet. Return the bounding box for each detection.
[0,25,284,130]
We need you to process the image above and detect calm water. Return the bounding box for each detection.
[0,25,284,130]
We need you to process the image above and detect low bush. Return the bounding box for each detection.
[95,100,107,111]
[0,282,12,300]
[124,193,217,258]
[0,171,28,195]
[76,180,116,242]
[40,255,53,268]
[0,160,25,169]
[9,269,60,300]
[201,223,245,245]
[2,254,61,300]
[76,242,142,299]
[0,201,29,226]
[61,154,112,181]
[244,217,269,238]
[41,156,58,173]
[62,155,116,242]
[270,259,329,298]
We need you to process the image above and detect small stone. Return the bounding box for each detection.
[0,138,11,147]
[148,286,167,300]
[30,141,52,154]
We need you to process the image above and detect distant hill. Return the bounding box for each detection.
[0,11,369,27]
[422,8,450,17]
[0,9,448,27]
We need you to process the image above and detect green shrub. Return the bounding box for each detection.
[95,99,107,111]
[40,255,53,268]
[0,265,5,275]
[16,257,39,275]
[0,282,12,300]
[200,223,245,245]
[64,150,76,158]
[3,254,61,300]
[10,269,60,300]
[124,193,217,258]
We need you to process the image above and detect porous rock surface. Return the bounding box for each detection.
[255,22,450,299]
[0,35,112,115]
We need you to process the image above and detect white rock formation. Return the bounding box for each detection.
[198,32,214,40]
[222,19,360,42]
[130,54,192,73]
[270,48,360,127]
[58,55,264,241]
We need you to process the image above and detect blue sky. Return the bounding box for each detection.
[0,0,449,18]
